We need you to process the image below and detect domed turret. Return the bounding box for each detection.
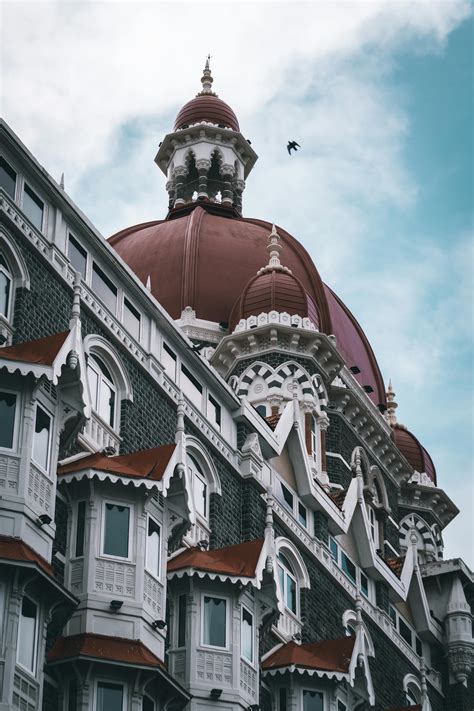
[229,225,320,329]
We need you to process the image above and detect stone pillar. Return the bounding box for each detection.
[232,178,245,214]
[173,166,187,206]
[196,158,211,199]
[220,163,234,204]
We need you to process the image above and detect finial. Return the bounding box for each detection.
[145,275,152,291]
[385,379,399,426]
[59,172,65,190]
[198,54,216,96]
[69,271,82,328]
[257,224,292,276]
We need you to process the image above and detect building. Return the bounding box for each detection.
[0,60,472,711]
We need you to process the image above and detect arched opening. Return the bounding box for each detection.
[207,150,223,200]
[182,152,199,203]
[87,354,117,428]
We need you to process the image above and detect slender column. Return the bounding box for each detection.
[165,179,175,210]
[232,178,245,214]
[220,163,234,204]
[173,166,187,206]
[196,158,211,199]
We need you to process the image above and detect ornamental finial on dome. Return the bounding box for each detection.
[257,224,292,276]
[198,54,217,96]
[385,379,399,426]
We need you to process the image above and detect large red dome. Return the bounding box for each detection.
[109,204,387,407]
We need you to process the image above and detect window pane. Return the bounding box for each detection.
[23,185,44,230]
[399,617,413,646]
[33,405,51,470]
[303,690,324,711]
[286,572,297,614]
[92,263,117,313]
[124,298,141,341]
[17,597,37,671]
[194,472,207,519]
[208,395,221,428]
[298,502,307,527]
[146,517,160,577]
[87,364,99,409]
[0,157,16,199]
[181,364,202,408]
[337,702,347,711]
[415,636,423,656]
[203,596,226,647]
[330,537,338,561]
[0,391,16,448]
[97,683,123,711]
[162,342,176,378]
[279,482,294,511]
[389,604,397,626]
[103,503,130,557]
[143,698,154,711]
[99,378,115,427]
[75,501,86,557]
[178,594,187,647]
[241,607,253,662]
[360,572,369,598]
[341,552,356,584]
[0,267,11,317]
[279,688,287,711]
[68,235,87,277]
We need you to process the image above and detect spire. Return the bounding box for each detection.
[198,54,216,96]
[385,379,399,426]
[257,224,292,275]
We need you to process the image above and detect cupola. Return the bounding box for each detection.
[155,57,257,213]
[229,225,320,330]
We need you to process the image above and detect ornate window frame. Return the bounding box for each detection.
[0,230,30,345]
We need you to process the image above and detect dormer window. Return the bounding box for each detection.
[88,354,117,428]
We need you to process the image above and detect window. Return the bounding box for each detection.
[255,404,267,418]
[208,394,221,429]
[337,702,347,711]
[399,617,413,646]
[181,364,202,408]
[202,595,226,648]
[310,416,318,460]
[68,680,77,711]
[278,553,297,615]
[278,481,294,512]
[298,502,308,528]
[102,503,130,558]
[32,404,52,471]
[92,262,117,313]
[97,683,124,711]
[241,606,254,663]
[189,455,208,520]
[390,606,422,656]
[123,298,141,341]
[279,688,287,711]
[368,506,377,544]
[87,354,117,428]
[0,157,16,199]
[177,594,187,647]
[303,690,323,711]
[23,184,44,230]
[68,235,87,277]
[17,597,38,673]
[331,537,372,600]
[330,537,339,561]
[145,516,161,578]
[75,501,86,557]
[360,571,369,598]
[162,342,176,379]
[0,390,17,449]
[341,552,356,585]
[0,253,12,318]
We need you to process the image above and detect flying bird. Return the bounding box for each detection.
[287,140,301,155]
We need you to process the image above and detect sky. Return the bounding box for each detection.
[2,1,473,565]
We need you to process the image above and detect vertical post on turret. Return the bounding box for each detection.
[196,159,211,199]
[220,164,234,204]
[232,178,245,214]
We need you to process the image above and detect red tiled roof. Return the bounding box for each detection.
[328,488,346,510]
[265,412,281,430]
[262,636,355,673]
[58,444,176,481]
[168,539,264,578]
[0,535,54,577]
[48,633,164,668]
[378,553,405,578]
[0,331,70,365]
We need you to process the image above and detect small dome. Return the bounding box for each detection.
[392,424,437,484]
[174,94,240,132]
[229,268,319,330]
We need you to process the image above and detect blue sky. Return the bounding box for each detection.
[2,2,472,564]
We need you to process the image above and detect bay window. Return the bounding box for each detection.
[0,390,17,449]
[145,516,161,578]
[32,403,52,472]
[17,597,38,673]
[202,595,227,648]
[102,502,131,558]
[241,606,254,663]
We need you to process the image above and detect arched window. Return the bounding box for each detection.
[185,439,221,536]
[0,253,12,320]
[367,479,380,547]
[277,553,298,615]
[342,609,375,657]
[188,454,209,521]
[87,354,117,428]
[403,675,422,706]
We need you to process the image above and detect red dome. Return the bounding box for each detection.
[109,204,386,407]
[392,424,437,484]
[174,95,240,132]
[229,268,319,329]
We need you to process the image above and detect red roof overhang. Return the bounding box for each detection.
[0,331,70,365]
[168,539,264,578]
[48,633,164,668]
[58,444,176,481]
[262,636,355,673]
